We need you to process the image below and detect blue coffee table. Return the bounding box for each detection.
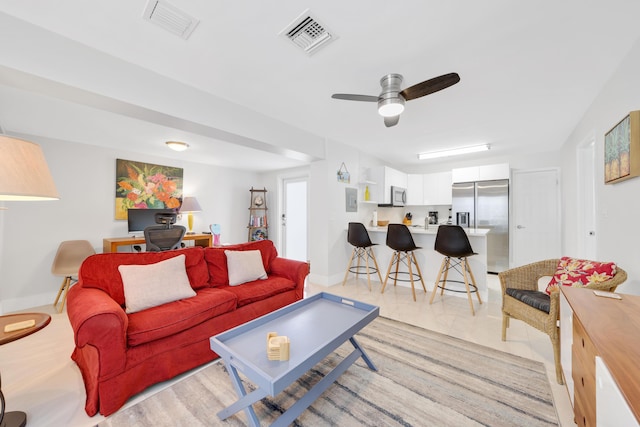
[209,292,379,426]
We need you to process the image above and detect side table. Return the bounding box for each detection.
[0,313,51,427]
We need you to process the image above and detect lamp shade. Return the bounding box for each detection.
[0,136,59,201]
[180,196,202,212]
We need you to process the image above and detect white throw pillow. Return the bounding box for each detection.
[225,249,268,286]
[118,254,196,314]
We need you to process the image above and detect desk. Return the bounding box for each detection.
[103,233,212,253]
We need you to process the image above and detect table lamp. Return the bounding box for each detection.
[0,135,58,427]
[180,196,202,234]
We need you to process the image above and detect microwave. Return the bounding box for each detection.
[390,186,406,207]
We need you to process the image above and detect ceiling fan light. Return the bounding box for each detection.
[418,144,490,160]
[166,141,189,151]
[378,97,405,117]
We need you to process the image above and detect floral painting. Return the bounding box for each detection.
[115,159,183,220]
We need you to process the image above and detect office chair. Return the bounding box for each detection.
[51,240,96,312]
[143,212,186,251]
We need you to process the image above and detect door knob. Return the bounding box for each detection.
[516,225,526,229]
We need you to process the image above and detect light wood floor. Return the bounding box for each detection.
[0,275,574,426]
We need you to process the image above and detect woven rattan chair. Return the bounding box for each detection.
[500,259,627,384]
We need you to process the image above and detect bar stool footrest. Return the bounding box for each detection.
[436,280,479,293]
[387,271,422,283]
[349,266,379,274]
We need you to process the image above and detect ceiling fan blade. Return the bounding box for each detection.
[331,94,379,102]
[384,115,400,127]
[399,73,460,101]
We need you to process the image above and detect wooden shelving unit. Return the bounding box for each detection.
[248,187,268,241]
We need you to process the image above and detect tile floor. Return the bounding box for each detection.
[0,275,574,426]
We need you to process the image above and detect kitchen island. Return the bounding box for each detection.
[363,225,490,301]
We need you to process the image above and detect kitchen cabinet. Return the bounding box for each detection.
[452,166,479,183]
[424,171,452,205]
[479,163,510,181]
[369,166,407,204]
[452,163,509,183]
[405,171,452,206]
[406,174,424,205]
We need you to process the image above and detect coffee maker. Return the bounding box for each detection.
[428,211,439,225]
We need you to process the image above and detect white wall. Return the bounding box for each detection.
[560,38,640,294]
[0,134,261,313]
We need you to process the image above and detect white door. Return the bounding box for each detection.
[282,177,308,262]
[512,168,561,267]
[577,138,597,259]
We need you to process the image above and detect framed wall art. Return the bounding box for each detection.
[115,159,184,219]
[605,111,640,184]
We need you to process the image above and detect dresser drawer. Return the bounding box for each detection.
[572,315,597,426]
[574,390,592,427]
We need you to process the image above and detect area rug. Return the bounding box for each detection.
[98,317,558,426]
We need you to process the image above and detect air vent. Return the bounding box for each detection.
[143,0,199,40]
[279,9,337,55]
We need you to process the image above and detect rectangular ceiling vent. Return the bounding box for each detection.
[279,9,337,55]
[143,0,199,40]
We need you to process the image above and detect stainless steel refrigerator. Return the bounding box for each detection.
[452,179,509,273]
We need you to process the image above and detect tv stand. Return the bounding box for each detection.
[103,233,212,253]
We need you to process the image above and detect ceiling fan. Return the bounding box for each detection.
[331,72,460,127]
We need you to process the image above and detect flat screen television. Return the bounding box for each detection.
[127,208,176,234]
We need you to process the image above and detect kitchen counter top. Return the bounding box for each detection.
[366,225,490,237]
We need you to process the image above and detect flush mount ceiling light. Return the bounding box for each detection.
[378,74,405,118]
[378,96,405,117]
[418,144,490,160]
[165,141,189,151]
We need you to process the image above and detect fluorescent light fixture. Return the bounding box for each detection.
[165,141,189,151]
[418,144,490,160]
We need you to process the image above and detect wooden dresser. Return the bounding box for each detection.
[561,287,640,426]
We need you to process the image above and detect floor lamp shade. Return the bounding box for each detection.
[0,136,59,201]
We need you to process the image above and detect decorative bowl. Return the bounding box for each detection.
[377,220,390,226]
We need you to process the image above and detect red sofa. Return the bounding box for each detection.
[66,240,309,417]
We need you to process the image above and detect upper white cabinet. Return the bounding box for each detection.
[479,163,510,181]
[451,166,479,183]
[424,171,453,205]
[405,171,452,206]
[369,166,408,204]
[406,174,424,205]
[452,163,510,183]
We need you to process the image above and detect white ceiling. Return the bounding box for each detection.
[1,1,640,171]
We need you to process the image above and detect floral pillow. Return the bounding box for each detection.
[545,257,617,294]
